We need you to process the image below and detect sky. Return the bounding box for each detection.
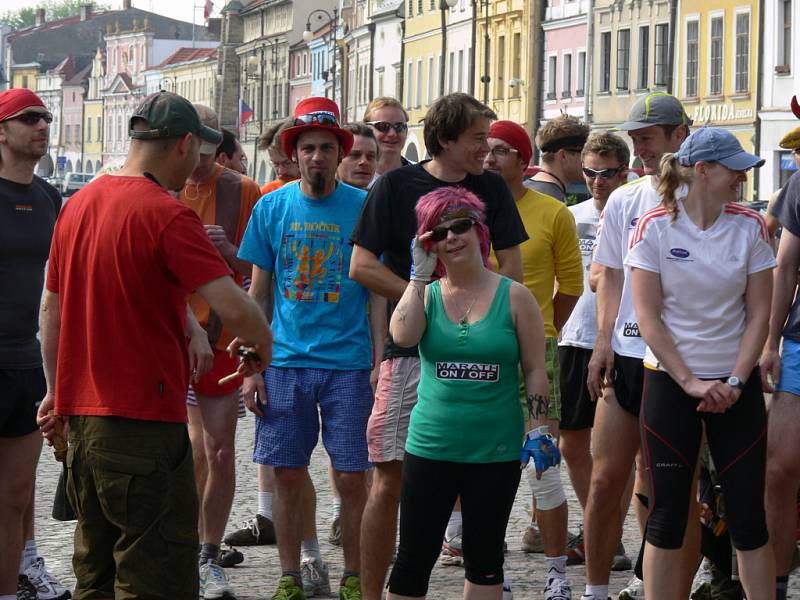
[0,0,218,24]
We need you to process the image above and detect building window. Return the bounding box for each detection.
[734,12,750,93]
[75,125,81,145]
[416,59,422,107]
[21,75,28,88]
[496,36,505,98]
[408,0,413,16]
[710,16,723,95]
[547,55,557,100]
[562,53,572,98]
[378,71,384,96]
[778,0,792,72]
[616,29,630,90]
[512,32,521,79]
[97,116,102,141]
[457,49,464,91]
[576,51,586,96]
[430,0,435,10]
[600,31,611,92]
[638,26,649,89]
[406,61,413,107]
[448,51,455,93]
[685,20,699,97]
[427,56,434,104]
[654,23,669,86]
[87,117,92,141]
[417,0,423,14]
[65,125,71,144]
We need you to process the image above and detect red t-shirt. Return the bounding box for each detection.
[46,175,232,423]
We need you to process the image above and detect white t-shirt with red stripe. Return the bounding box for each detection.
[593,176,679,358]
[625,199,776,378]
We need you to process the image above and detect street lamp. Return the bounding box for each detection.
[302,8,340,106]
[439,0,459,96]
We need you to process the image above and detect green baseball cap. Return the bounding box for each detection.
[618,92,693,131]
[129,91,222,145]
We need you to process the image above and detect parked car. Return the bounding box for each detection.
[62,172,92,196]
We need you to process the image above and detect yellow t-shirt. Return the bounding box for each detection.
[513,189,583,338]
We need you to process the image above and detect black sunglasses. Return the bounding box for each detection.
[367,121,408,134]
[294,111,338,126]
[430,218,475,242]
[582,166,625,179]
[4,111,53,125]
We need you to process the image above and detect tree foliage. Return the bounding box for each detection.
[0,0,111,30]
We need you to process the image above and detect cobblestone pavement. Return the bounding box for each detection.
[33,416,798,599]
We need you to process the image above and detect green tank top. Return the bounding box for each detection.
[406,276,524,463]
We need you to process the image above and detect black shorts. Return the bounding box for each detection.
[0,368,44,437]
[612,353,644,418]
[559,346,596,430]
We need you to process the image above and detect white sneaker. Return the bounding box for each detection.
[300,557,331,597]
[199,560,236,599]
[691,558,713,594]
[439,533,464,567]
[544,577,572,600]
[618,575,644,600]
[503,578,514,600]
[23,557,71,600]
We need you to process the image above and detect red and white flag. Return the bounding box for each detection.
[203,0,214,21]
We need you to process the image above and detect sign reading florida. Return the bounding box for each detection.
[436,362,500,382]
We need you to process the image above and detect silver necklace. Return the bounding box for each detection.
[443,278,479,326]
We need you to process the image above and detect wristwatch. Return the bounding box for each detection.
[726,376,745,391]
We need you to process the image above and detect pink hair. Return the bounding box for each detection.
[415,186,492,276]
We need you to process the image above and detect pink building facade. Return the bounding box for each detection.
[541,0,589,121]
[289,40,311,114]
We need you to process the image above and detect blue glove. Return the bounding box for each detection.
[520,426,561,474]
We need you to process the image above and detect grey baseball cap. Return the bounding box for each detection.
[618,92,693,131]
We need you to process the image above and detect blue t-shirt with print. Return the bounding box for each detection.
[238,181,371,370]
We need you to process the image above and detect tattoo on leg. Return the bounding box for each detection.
[527,394,548,419]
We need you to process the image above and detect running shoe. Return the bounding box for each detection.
[216,547,244,568]
[272,576,306,600]
[23,557,72,600]
[200,560,237,599]
[338,575,362,600]
[223,514,276,546]
[439,533,464,567]
[328,516,342,546]
[611,542,632,571]
[301,557,331,597]
[544,577,572,600]
[503,578,514,600]
[618,575,645,600]
[521,524,544,553]
[17,575,38,600]
[690,558,713,599]
[566,527,585,565]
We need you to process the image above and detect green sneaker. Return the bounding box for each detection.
[339,575,362,600]
[272,576,306,600]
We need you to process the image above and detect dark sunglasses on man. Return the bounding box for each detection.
[430,218,475,242]
[366,121,408,134]
[3,111,54,126]
[582,166,625,179]
[294,111,339,127]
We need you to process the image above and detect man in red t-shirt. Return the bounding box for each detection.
[37,92,272,600]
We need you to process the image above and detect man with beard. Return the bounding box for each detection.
[0,88,70,600]
[238,97,375,600]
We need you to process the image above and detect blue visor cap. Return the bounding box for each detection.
[676,127,765,171]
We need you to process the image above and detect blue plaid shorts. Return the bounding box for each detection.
[253,366,373,471]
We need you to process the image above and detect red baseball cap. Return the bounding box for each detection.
[281,97,353,158]
[0,88,46,122]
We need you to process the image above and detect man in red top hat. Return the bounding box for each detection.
[238,97,376,600]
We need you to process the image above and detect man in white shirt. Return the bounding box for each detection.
[582,93,692,600]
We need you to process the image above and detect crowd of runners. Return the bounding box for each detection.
[3,82,800,600]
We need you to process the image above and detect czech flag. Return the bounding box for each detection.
[203,0,214,21]
[238,99,254,130]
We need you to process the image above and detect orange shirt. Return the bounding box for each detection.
[261,178,297,195]
[179,164,262,349]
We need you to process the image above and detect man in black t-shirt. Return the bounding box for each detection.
[0,88,69,599]
[349,92,527,599]
[761,169,800,600]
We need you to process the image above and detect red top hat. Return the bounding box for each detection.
[281,97,353,158]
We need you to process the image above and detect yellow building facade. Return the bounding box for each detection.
[402,0,445,160]
[674,0,759,200]
[12,64,39,90]
[474,0,539,130]
[159,51,218,107]
[82,100,104,174]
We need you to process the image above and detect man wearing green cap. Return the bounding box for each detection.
[36,92,273,600]
[582,92,692,600]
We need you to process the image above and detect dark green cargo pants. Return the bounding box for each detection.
[66,416,199,600]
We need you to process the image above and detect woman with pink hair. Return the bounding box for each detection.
[385,186,553,599]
